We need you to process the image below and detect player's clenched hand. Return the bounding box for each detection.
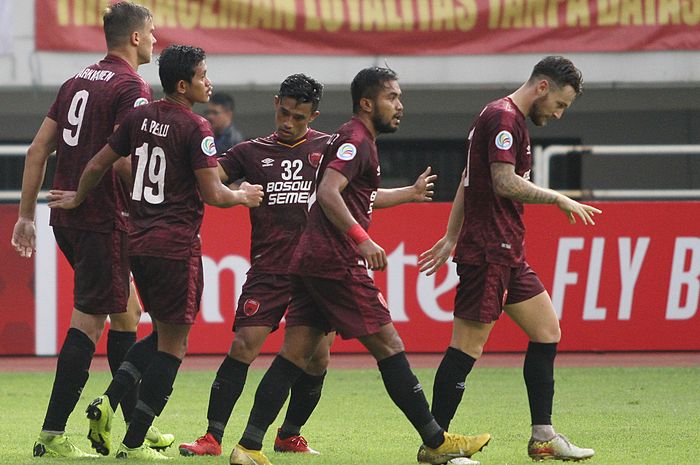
[418,235,456,276]
[412,166,437,203]
[11,218,36,258]
[47,190,80,210]
[555,195,602,225]
[358,239,387,271]
[239,181,264,208]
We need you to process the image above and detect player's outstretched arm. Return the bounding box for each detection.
[12,118,58,258]
[196,167,263,208]
[48,144,122,210]
[554,195,602,225]
[491,162,601,224]
[317,168,387,271]
[374,166,436,209]
[419,170,465,275]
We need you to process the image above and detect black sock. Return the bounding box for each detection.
[206,356,250,444]
[107,330,137,422]
[123,351,181,448]
[123,407,154,449]
[42,328,95,432]
[279,371,326,439]
[105,332,158,412]
[239,356,303,451]
[377,352,444,449]
[524,342,557,425]
[431,347,476,431]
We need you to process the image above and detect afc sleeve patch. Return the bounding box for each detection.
[201,136,217,156]
[495,130,513,150]
[336,142,357,161]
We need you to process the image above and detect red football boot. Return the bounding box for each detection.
[273,428,320,455]
[178,432,222,456]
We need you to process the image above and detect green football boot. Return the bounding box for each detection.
[32,431,99,458]
[85,395,114,456]
[115,442,172,460]
[144,425,175,450]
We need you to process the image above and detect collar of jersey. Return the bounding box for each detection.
[275,137,307,148]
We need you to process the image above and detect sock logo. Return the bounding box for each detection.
[413,383,423,394]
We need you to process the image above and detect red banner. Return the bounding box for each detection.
[35,0,700,55]
[2,201,699,355]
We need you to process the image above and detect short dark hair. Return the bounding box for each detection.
[210,93,235,112]
[530,56,583,96]
[278,74,324,112]
[103,2,152,50]
[157,45,206,95]
[351,67,398,113]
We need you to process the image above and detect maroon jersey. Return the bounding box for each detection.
[218,129,330,274]
[108,99,218,259]
[48,55,152,233]
[454,97,531,266]
[289,117,380,279]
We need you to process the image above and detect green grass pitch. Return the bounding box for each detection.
[2,364,698,465]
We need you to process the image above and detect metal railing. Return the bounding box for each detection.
[0,144,53,201]
[3,143,700,201]
[533,144,700,199]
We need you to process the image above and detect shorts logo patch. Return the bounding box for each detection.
[378,292,388,309]
[243,299,260,316]
[308,152,323,168]
[201,136,217,156]
[336,143,357,161]
[495,130,513,150]
[133,97,149,107]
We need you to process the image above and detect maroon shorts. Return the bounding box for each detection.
[286,269,392,340]
[53,226,129,315]
[130,255,203,324]
[455,261,546,323]
[233,273,290,332]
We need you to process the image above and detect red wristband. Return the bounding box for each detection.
[347,223,370,244]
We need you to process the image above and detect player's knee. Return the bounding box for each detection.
[228,336,262,364]
[386,334,405,354]
[71,312,107,344]
[530,324,561,344]
[109,311,140,332]
[307,350,330,373]
[360,330,405,360]
[548,325,562,343]
[279,344,315,371]
[456,342,484,360]
[158,335,188,360]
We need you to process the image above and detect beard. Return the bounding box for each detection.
[529,97,549,127]
[372,113,399,134]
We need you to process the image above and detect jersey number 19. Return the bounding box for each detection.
[132,142,167,204]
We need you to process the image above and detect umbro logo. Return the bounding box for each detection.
[261,158,274,167]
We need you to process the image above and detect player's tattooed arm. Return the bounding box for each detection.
[491,162,559,204]
[491,162,602,224]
